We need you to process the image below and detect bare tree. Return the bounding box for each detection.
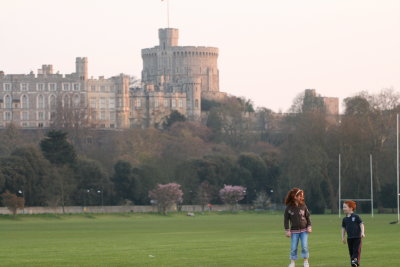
[50,94,90,150]
[196,181,214,211]
[1,191,24,216]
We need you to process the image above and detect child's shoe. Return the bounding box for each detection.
[351,259,358,267]
[304,261,309,267]
[288,263,295,267]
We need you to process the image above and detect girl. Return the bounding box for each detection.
[284,188,312,267]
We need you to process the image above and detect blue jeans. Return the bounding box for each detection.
[290,232,309,260]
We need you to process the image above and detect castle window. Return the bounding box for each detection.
[5,95,12,108]
[179,99,183,108]
[22,111,29,121]
[4,111,12,121]
[109,98,115,109]
[63,95,71,107]
[21,95,29,109]
[171,99,176,108]
[100,86,106,92]
[37,95,45,109]
[49,83,57,91]
[37,83,45,91]
[63,83,70,91]
[135,98,141,108]
[100,98,106,109]
[90,98,96,108]
[100,111,106,120]
[20,83,28,91]
[110,111,116,121]
[164,99,169,107]
[91,85,96,92]
[73,95,80,106]
[3,83,12,91]
[49,95,56,109]
[73,83,80,91]
[154,99,159,108]
[38,111,45,120]
[38,123,44,128]
[110,85,115,92]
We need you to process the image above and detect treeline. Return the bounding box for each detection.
[0,90,399,213]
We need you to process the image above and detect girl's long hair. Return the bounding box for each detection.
[284,188,304,206]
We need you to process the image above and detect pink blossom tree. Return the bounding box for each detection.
[148,183,183,215]
[219,185,246,210]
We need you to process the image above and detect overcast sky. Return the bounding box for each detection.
[1,0,399,112]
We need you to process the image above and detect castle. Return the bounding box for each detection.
[0,28,226,129]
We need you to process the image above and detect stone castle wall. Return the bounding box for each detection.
[141,28,220,93]
[0,28,226,129]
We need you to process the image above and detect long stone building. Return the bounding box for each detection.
[0,58,130,129]
[0,28,226,129]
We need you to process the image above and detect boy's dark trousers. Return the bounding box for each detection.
[347,238,362,263]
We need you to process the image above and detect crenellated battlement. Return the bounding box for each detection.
[141,28,221,95]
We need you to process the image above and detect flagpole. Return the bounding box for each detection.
[339,153,341,218]
[167,0,170,28]
[397,113,399,223]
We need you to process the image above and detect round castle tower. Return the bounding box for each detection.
[183,77,202,120]
[141,28,220,94]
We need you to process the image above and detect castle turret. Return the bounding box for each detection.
[184,77,201,121]
[76,57,88,80]
[115,74,130,128]
[38,65,53,75]
[142,28,221,94]
[159,28,179,49]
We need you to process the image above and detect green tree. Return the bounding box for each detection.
[237,153,268,201]
[40,130,76,166]
[73,158,110,206]
[162,111,186,129]
[112,160,137,204]
[40,130,77,212]
[9,146,52,206]
[206,109,223,139]
[0,123,23,156]
[201,99,221,111]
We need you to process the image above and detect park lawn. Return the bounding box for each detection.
[0,212,399,267]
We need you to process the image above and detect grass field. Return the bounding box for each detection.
[0,212,399,267]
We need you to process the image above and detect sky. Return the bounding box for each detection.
[1,0,399,112]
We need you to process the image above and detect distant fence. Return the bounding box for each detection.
[0,204,268,215]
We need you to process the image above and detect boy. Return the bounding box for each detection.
[341,200,365,267]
